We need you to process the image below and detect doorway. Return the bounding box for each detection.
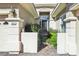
[39,12,50,30]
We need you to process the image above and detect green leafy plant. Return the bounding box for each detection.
[31,24,41,32]
[46,28,57,48]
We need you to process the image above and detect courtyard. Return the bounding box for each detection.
[0,3,79,56]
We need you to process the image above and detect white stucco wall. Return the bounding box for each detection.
[56,19,61,32]
[0,7,36,53]
[65,12,77,55]
[0,20,20,52]
[19,5,36,26]
[49,20,57,30]
[57,11,78,55]
[57,20,77,55]
[66,21,77,55]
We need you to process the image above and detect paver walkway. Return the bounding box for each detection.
[19,45,57,56]
[0,45,69,56]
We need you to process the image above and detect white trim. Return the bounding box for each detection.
[69,4,79,10]
[5,18,20,20]
[51,3,60,16]
[64,17,77,22]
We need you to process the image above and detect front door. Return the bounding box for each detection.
[42,20,47,30]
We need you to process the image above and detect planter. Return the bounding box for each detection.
[21,32,38,53]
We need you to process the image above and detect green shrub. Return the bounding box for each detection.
[46,29,57,48]
[31,24,41,32]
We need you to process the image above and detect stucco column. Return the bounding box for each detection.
[76,18,79,56]
[64,11,77,55]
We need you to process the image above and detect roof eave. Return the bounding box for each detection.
[51,3,66,21]
[20,3,38,18]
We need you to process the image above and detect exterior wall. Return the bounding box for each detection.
[66,11,75,18]
[0,3,19,18]
[66,21,77,55]
[0,9,19,18]
[57,18,77,55]
[56,19,62,32]
[19,5,36,26]
[0,4,37,53]
[49,20,57,30]
[76,20,79,55]
[0,4,37,28]
[67,5,79,55]
[53,3,79,55]
[36,8,57,30]
[65,11,77,55]
[57,10,78,55]
[0,9,23,32]
[0,19,20,53]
